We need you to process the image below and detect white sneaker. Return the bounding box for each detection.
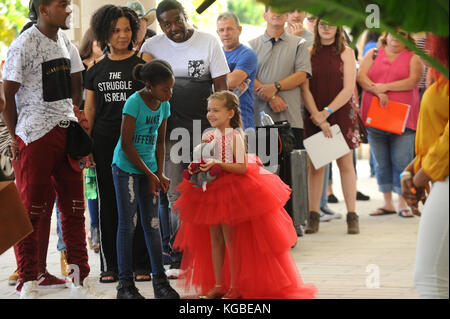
[321,206,343,220]
[165,268,182,279]
[20,281,39,299]
[69,278,99,299]
[319,211,333,222]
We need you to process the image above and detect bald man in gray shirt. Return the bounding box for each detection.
[250,6,311,148]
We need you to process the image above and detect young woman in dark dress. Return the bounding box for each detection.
[300,20,363,235]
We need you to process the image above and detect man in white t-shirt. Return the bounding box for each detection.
[141,0,229,274]
[2,0,90,299]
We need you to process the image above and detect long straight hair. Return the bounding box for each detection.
[311,19,347,57]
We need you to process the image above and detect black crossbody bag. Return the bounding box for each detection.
[66,121,93,159]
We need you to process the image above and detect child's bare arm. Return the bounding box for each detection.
[121,114,160,195]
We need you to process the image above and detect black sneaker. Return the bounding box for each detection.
[152,273,180,299]
[327,194,339,203]
[294,224,303,237]
[356,191,370,201]
[116,279,145,299]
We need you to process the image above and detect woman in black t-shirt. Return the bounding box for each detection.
[84,5,153,284]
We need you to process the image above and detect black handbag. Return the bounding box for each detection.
[357,113,369,144]
[256,120,296,156]
[66,121,93,159]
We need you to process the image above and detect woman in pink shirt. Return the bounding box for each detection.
[357,30,423,218]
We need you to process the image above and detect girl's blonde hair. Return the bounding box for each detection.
[208,91,243,130]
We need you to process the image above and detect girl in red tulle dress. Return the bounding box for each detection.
[173,91,317,299]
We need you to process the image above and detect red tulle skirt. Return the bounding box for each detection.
[173,155,317,299]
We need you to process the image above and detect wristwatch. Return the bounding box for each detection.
[274,81,281,92]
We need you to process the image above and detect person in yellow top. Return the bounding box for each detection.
[401,34,449,299]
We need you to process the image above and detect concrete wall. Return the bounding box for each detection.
[68,0,157,46]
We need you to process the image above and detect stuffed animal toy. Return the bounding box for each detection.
[183,139,222,191]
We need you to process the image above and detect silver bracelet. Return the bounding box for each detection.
[400,171,413,179]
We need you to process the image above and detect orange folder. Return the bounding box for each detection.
[365,97,411,135]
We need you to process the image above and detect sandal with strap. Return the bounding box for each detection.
[199,285,227,299]
[135,274,152,282]
[398,208,414,218]
[222,288,242,299]
[369,208,397,216]
[99,271,118,283]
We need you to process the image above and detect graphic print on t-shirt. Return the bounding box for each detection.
[97,72,133,103]
[42,58,71,102]
[133,114,161,146]
[188,60,206,79]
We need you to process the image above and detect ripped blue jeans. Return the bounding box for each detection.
[112,165,164,280]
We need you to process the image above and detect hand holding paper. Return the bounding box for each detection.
[304,124,351,169]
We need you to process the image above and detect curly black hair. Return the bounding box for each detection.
[90,5,140,52]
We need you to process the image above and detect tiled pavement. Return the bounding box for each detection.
[0,160,420,299]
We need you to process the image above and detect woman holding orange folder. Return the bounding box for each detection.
[357,30,424,218]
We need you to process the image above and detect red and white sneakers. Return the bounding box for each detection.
[16,271,67,295]
[37,271,67,289]
[17,281,39,299]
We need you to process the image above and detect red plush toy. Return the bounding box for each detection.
[182,141,222,191]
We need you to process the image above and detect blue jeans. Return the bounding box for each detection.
[164,139,187,266]
[320,164,330,208]
[367,127,415,195]
[369,149,378,177]
[112,165,165,280]
[158,190,171,253]
[56,201,66,252]
[57,199,98,253]
[88,198,99,229]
